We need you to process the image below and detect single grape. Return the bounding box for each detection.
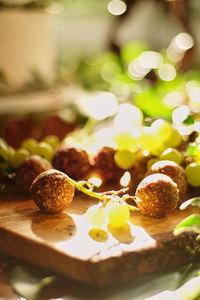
[10,148,30,168]
[21,138,37,154]
[151,119,172,144]
[85,204,107,228]
[164,127,182,148]
[147,158,159,170]
[186,142,197,157]
[114,149,135,170]
[185,163,200,187]
[34,142,54,161]
[106,201,130,227]
[160,148,182,165]
[0,137,10,162]
[114,130,138,151]
[42,135,59,149]
[138,126,161,154]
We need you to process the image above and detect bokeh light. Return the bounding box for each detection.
[114,103,143,130]
[174,32,194,51]
[128,58,150,80]
[162,91,185,108]
[167,32,194,63]
[107,0,127,16]
[138,51,163,69]
[172,105,190,124]
[158,64,176,81]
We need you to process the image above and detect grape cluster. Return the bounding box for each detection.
[1,109,200,228]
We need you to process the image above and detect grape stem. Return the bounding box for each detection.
[66,175,137,209]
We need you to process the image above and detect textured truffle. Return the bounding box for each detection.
[53,145,91,180]
[93,146,124,185]
[147,160,187,202]
[15,155,52,193]
[31,169,75,214]
[135,173,179,218]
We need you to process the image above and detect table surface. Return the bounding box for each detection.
[0,251,200,300]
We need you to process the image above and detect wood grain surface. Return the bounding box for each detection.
[0,190,200,286]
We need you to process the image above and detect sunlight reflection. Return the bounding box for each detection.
[120,171,131,187]
[78,91,118,121]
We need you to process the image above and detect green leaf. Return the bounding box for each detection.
[180,197,200,210]
[174,214,200,236]
[8,264,56,300]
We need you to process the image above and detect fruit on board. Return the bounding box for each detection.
[147,160,188,202]
[15,155,53,193]
[31,169,75,214]
[135,173,179,218]
[53,145,92,180]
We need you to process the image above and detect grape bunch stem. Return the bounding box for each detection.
[66,175,137,210]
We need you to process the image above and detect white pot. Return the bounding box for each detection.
[0,9,56,91]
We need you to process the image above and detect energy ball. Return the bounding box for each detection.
[15,155,53,193]
[53,145,91,180]
[147,160,187,201]
[135,173,179,218]
[93,146,124,185]
[31,169,75,214]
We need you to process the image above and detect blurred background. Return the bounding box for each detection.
[1,0,200,146]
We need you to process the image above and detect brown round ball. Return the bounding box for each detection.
[93,146,124,185]
[135,173,179,218]
[147,160,187,201]
[15,155,53,193]
[31,169,75,214]
[53,145,91,180]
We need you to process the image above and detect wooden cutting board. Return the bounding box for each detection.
[0,189,200,286]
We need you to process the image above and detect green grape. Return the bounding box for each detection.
[34,142,54,161]
[151,119,172,144]
[114,130,138,151]
[160,148,182,165]
[165,128,182,148]
[138,126,161,154]
[147,158,159,170]
[106,201,130,227]
[10,148,30,168]
[185,163,200,186]
[0,137,10,163]
[187,142,197,157]
[42,135,59,149]
[114,149,135,170]
[21,138,37,154]
[85,204,107,228]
